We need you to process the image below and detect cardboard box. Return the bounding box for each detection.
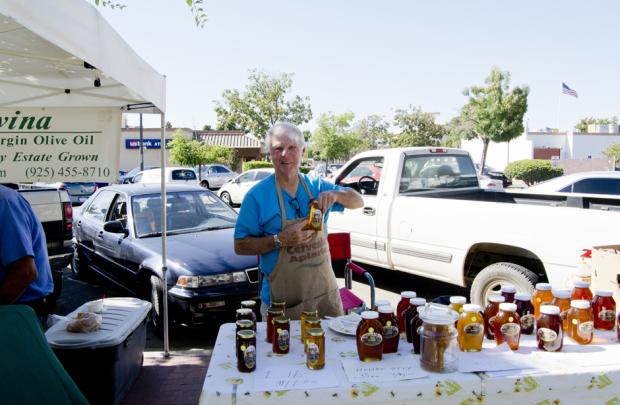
[591,245,620,305]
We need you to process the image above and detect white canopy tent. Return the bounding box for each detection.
[0,0,172,355]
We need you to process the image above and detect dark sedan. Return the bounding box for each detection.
[72,183,259,333]
[476,163,512,187]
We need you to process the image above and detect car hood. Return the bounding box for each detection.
[135,227,257,276]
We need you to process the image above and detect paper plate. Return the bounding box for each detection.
[328,313,361,336]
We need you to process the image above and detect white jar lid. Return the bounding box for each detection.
[361,310,379,319]
[241,300,256,306]
[595,290,613,297]
[400,291,417,299]
[488,295,506,303]
[499,303,517,312]
[410,297,427,306]
[552,290,571,299]
[236,308,252,315]
[515,292,531,301]
[574,281,591,288]
[375,299,391,307]
[536,283,552,291]
[570,300,591,309]
[378,305,394,314]
[540,305,560,315]
[501,284,517,293]
[463,304,481,313]
[449,296,467,304]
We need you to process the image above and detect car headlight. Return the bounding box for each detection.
[176,271,248,288]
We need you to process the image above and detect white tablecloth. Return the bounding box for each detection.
[200,321,620,405]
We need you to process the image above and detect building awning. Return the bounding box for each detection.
[195,130,261,149]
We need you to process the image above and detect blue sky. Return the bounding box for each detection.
[100,0,620,133]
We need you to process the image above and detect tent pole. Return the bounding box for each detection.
[160,112,170,358]
[139,113,144,171]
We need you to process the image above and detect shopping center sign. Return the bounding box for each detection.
[0,108,121,182]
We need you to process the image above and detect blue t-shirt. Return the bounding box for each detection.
[0,185,53,303]
[234,174,346,305]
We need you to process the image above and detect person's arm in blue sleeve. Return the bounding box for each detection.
[314,179,363,213]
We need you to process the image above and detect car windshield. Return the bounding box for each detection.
[131,191,237,237]
[400,154,479,192]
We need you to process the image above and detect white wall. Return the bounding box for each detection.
[571,134,619,159]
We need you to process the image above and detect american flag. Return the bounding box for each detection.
[562,82,578,98]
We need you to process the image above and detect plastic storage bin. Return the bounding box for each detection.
[45,297,152,405]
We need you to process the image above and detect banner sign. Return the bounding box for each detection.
[125,138,171,149]
[0,108,121,183]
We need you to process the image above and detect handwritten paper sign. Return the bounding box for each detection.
[253,365,339,391]
[341,356,428,383]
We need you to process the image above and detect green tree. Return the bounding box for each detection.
[311,112,361,167]
[391,106,445,147]
[202,124,213,130]
[603,144,620,167]
[214,69,313,139]
[575,117,618,132]
[165,121,173,129]
[443,115,476,148]
[354,115,392,151]
[460,67,529,175]
[168,131,206,167]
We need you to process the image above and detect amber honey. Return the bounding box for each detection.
[449,296,466,315]
[378,305,399,353]
[567,300,594,344]
[397,291,416,336]
[457,304,484,352]
[306,200,323,231]
[236,330,256,372]
[532,283,553,319]
[300,310,318,342]
[500,284,517,303]
[266,307,284,343]
[537,305,563,352]
[306,328,325,370]
[592,291,616,330]
[550,290,571,331]
[303,316,321,352]
[515,293,535,335]
[490,302,521,350]
[571,281,593,301]
[483,295,505,340]
[272,316,290,354]
[356,311,384,362]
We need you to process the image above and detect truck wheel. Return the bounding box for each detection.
[150,276,165,338]
[470,262,538,305]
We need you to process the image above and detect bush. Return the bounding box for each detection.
[242,161,274,171]
[504,159,564,186]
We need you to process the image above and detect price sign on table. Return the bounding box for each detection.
[341,357,428,383]
[253,365,339,391]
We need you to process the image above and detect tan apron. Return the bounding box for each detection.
[269,177,344,320]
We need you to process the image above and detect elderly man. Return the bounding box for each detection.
[234,122,363,319]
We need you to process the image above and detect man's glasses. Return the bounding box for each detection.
[289,198,302,218]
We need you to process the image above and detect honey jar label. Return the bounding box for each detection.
[577,321,594,339]
[277,330,290,351]
[383,325,399,339]
[361,331,383,347]
[598,309,616,322]
[520,314,535,330]
[537,327,558,342]
[309,206,323,229]
[500,322,520,336]
[307,343,320,365]
[244,345,256,369]
[464,323,484,335]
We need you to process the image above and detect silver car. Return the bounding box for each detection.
[196,164,237,189]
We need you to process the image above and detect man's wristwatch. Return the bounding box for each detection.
[273,233,282,249]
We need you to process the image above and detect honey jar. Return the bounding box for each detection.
[490,302,521,350]
[532,283,553,319]
[550,290,571,331]
[235,319,254,343]
[592,290,616,330]
[236,308,255,331]
[404,298,427,354]
[515,292,535,335]
[397,291,416,335]
[356,311,384,362]
[449,296,467,315]
[236,329,256,372]
[241,299,259,321]
[567,300,594,344]
[300,310,318,342]
[303,316,321,352]
[266,307,284,343]
[483,295,505,339]
[417,304,459,373]
[457,304,484,352]
[272,316,290,354]
[306,200,323,231]
[371,299,391,312]
[271,301,286,313]
[500,284,517,303]
[537,305,563,352]
[378,305,399,353]
[306,328,325,370]
[571,281,593,301]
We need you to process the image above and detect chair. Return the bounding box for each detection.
[328,232,376,314]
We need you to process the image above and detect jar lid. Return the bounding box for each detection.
[488,294,506,303]
[273,315,289,324]
[267,308,284,315]
[236,319,254,328]
[515,292,531,301]
[400,291,417,299]
[501,284,517,293]
[410,297,427,306]
[361,311,379,320]
[305,316,321,324]
[449,296,466,304]
[571,299,591,309]
[552,290,570,299]
[463,304,481,313]
[241,300,256,307]
[540,305,560,315]
[536,283,552,291]
[271,301,286,307]
[574,281,591,288]
[237,329,256,338]
[417,303,459,325]
[301,310,318,316]
[375,299,391,307]
[595,290,613,297]
[236,308,252,315]
[378,305,394,314]
[499,303,517,312]
[307,328,324,337]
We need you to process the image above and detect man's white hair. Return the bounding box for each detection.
[264,121,305,153]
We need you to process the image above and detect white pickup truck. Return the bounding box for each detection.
[327,147,620,304]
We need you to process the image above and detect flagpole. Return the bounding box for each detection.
[556,83,562,131]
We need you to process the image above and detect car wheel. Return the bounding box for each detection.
[200,180,210,189]
[470,262,538,305]
[150,276,165,337]
[220,191,233,206]
[71,245,89,280]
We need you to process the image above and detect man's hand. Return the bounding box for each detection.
[316,190,338,212]
[278,220,314,247]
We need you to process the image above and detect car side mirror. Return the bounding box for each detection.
[104,220,128,237]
